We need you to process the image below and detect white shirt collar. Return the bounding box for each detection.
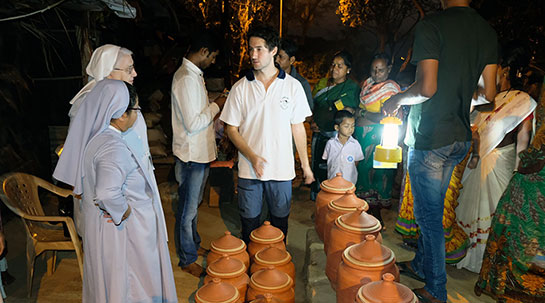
[183,57,203,77]
[108,125,122,134]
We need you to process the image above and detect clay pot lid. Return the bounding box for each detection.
[250,293,283,303]
[251,267,292,290]
[344,235,395,267]
[250,221,284,243]
[254,246,291,265]
[211,231,246,253]
[337,206,381,232]
[196,278,240,303]
[207,254,246,277]
[329,191,368,211]
[357,273,417,303]
[321,173,355,193]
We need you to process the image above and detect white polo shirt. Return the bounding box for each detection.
[220,69,312,181]
[171,58,220,163]
[322,134,364,184]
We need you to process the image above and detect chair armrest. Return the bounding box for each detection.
[21,214,73,223]
[34,178,73,198]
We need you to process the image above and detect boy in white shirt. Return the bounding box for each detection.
[322,110,364,184]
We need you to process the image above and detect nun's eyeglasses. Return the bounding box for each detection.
[114,65,135,74]
[127,107,141,111]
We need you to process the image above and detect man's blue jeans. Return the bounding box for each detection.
[408,141,470,301]
[174,158,210,267]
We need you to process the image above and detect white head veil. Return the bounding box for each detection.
[68,44,121,106]
[54,79,130,195]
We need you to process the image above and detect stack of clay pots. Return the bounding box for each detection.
[247,266,294,302]
[204,254,250,301]
[250,245,295,284]
[315,173,355,241]
[208,231,250,269]
[355,273,417,303]
[323,191,368,253]
[336,235,400,303]
[248,221,286,258]
[199,221,294,302]
[326,206,382,289]
[195,278,243,303]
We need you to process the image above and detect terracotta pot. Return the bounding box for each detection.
[315,173,355,241]
[195,278,242,303]
[325,206,382,290]
[204,254,250,301]
[356,273,417,303]
[336,235,400,303]
[248,221,286,258]
[208,231,250,270]
[250,246,296,283]
[249,293,283,303]
[247,267,294,303]
[323,192,368,253]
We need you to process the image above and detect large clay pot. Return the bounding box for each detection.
[315,173,355,241]
[247,267,294,303]
[323,192,368,253]
[195,278,242,303]
[336,235,400,303]
[208,231,250,270]
[356,273,417,303]
[249,293,283,303]
[204,254,250,301]
[250,245,296,283]
[326,206,382,289]
[248,221,286,258]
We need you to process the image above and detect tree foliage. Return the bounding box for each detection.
[336,0,440,54]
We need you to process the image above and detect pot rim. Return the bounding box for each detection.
[250,273,293,290]
[342,243,396,268]
[336,216,382,233]
[254,250,291,265]
[356,283,418,303]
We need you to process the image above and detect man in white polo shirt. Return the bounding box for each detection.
[171,30,225,277]
[220,26,315,243]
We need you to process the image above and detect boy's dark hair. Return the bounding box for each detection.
[333,50,353,69]
[334,110,354,126]
[372,53,391,66]
[124,81,138,112]
[247,26,280,51]
[188,30,220,54]
[279,38,298,58]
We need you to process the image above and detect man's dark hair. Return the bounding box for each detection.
[124,81,138,112]
[372,53,391,66]
[247,26,280,51]
[188,30,220,54]
[279,38,298,58]
[334,110,354,126]
[333,50,353,69]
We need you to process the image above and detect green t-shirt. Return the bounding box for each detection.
[405,7,498,149]
[312,78,361,132]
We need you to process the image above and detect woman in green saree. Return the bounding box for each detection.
[310,50,361,199]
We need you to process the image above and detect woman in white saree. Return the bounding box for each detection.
[456,43,536,273]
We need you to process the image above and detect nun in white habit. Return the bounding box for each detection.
[60,79,177,302]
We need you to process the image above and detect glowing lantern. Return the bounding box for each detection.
[373,116,402,169]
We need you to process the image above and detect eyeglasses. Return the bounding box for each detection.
[127,107,141,111]
[113,65,135,74]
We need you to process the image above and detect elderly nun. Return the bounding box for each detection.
[56,45,153,238]
[60,79,177,302]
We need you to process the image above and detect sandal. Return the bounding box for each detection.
[397,261,425,282]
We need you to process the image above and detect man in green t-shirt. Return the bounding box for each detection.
[383,0,497,302]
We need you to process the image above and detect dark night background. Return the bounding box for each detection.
[0,0,543,180]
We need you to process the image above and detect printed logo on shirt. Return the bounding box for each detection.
[347,155,354,162]
[280,96,290,110]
